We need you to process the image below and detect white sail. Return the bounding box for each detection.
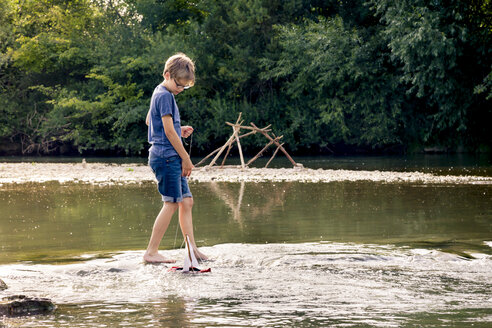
[182,235,200,272]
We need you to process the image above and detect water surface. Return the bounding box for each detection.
[1,170,491,327]
[1,181,491,262]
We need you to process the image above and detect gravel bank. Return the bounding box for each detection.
[0,162,491,185]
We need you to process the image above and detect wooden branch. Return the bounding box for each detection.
[251,123,297,167]
[238,130,258,139]
[226,122,272,132]
[207,113,244,168]
[235,112,242,124]
[198,112,297,168]
[195,130,258,167]
[207,133,236,167]
[195,146,221,166]
[265,143,284,168]
[220,141,234,167]
[246,136,282,167]
[234,125,245,168]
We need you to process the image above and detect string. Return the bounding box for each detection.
[182,132,193,157]
[188,133,193,157]
[177,131,205,264]
[187,132,200,262]
[173,220,180,249]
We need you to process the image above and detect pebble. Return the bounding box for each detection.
[0,163,490,185]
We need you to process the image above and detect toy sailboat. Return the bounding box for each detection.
[169,235,211,273]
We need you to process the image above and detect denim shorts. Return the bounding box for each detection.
[149,154,192,203]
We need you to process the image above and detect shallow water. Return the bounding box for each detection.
[2,243,491,327]
[1,177,492,326]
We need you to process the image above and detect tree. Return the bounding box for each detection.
[0,0,490,155]
[261,16,404,151]
[371,0,492,149]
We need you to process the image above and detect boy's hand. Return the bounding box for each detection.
[182,157,194,177]
[181,126,194,138]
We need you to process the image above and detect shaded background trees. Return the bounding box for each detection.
[0,0,490,156]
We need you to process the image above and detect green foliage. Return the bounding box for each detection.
[261,16,403,148]
[1,0,154,154]
[0,0,490,155]
[371,0,491,147]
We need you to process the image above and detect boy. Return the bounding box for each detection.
[144,53,207,263]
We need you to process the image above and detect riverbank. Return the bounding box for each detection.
[0,162,491,185]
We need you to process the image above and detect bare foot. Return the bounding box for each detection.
[143,252,176,263]
[194,249,209,261]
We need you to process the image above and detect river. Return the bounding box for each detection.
[1,155,491,327]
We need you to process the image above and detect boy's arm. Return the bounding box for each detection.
[145,109,151,126]
[162,115,194,177]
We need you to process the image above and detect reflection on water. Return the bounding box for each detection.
[206,181,292,226]
[1,179,491,327]
[1,181,491,263]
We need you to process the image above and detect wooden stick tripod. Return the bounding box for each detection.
[196,113,299,168]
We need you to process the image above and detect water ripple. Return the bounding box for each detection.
[1,242,491,327]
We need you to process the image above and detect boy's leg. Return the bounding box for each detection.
[178,197,208,260]
[144,202,179,263]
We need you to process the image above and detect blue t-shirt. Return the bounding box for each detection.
[148,84,182,158]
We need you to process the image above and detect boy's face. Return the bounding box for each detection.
[164,72,191,95]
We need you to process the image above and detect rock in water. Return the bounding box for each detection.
[0,279,7,291]
[0,295,56,316]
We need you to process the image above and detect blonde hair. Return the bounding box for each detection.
[163,53,195,87]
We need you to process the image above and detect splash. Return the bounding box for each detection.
[1,242,491,327]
